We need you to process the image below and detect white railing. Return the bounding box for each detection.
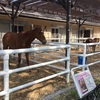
[70,37,95,43]
[0,44,71,100]
[0,37,97,49]
[70,42,100,67]
[46,37,97,44]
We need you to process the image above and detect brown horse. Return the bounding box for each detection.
[84,38,100,52]
[2,27,47,67]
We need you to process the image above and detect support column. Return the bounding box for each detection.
[11,5,15,32]
[65,0,71,67]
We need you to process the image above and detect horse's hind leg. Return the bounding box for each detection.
[3,44,8,49]
[25,53,29,66]
[18,53,21,68]
[25,53,31,72]
[92,45,96,52]
[86,46,90,53]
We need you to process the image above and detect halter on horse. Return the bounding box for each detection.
[84,38,100,52]
[2,27,47,67]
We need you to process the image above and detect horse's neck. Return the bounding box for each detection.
[21,30,36,43]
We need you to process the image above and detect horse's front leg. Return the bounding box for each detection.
[92,45,96,52]
[25,53,29,66]
[86,46,90,53]
[25,53,31,72]
[18,53,21,68]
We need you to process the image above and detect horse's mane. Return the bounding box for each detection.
[20,27,42,35]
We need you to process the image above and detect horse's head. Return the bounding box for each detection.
[94,38,100,42]
[34,27,47,44]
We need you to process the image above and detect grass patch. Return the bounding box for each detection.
[52,88,79,100]
[52,78,100,100]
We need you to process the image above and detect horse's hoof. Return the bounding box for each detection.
[17,64,20,68]
[28,69,32,72]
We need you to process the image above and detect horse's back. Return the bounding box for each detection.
[84,38,93,43]
[2,32,17,49]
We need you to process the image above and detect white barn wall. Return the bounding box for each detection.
[0,14,100,45]
[93,27,100,37]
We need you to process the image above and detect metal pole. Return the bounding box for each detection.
[11,5,15,32]
[65,0,71,83]
[65,0,71,67]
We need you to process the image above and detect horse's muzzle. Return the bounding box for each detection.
[42,40,47,44]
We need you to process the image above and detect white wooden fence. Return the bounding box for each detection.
[0,44,71,100]
[0,41,100,100]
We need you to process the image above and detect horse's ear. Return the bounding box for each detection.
[43,26,47,32]
[34,25,42,32]
[34,25,41,28]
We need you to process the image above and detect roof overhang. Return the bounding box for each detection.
[0,0,100,23]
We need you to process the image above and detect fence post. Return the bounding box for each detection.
[3,53,10,100]
[66,47,71,83]
[82,44,87,70]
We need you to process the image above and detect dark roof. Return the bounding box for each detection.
[0,0,100,23]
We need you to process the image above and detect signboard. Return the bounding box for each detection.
[71,66,96,98]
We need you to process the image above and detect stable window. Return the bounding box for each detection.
[84,30,90,37]
[18,26,24,32]
[11,25,24,33]
[51,27,59,42]
[83,28,93,38]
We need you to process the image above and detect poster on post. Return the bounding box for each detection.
[74,70,96,98]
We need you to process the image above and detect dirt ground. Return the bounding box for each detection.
[0,48,100,100]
